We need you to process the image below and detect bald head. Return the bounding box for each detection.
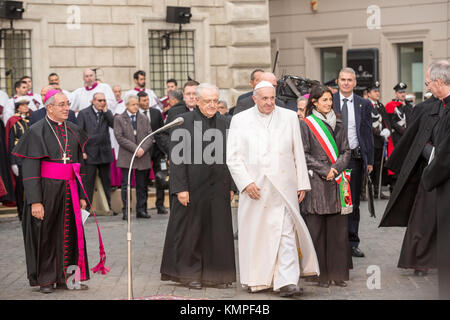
[83,68,96,87]
[260,72,278,88]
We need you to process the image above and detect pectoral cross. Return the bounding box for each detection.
[62,153,70,164]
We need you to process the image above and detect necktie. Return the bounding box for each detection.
[341,98,349,127]
[96,111,101,124]
[144,110,149,122]
[131,115,137,130]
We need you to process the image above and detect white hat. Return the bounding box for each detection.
[254,81,274,91]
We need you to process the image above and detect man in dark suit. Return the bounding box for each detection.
[77,92,114,211]
[114,94,153,220]
[235,68,264,104]
[333,67,374,258]
[233,72,286,115]
[137,91,168,214]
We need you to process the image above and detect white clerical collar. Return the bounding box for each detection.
[126,110,136,117]
[47,114,63,126]
[340,92,354,103]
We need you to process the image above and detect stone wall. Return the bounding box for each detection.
[0,0,273,105]
[269,0,449,101]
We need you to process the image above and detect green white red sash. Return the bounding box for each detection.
[304,114,353,214]
[304,114,338,164]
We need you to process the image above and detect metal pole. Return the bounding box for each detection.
[126,117,184,300]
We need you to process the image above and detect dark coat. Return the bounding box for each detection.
[380,99,442,227]
[113,111,153,170]
[160,101,190,155]
[145,107,168,160]
[422,96,450,299]
[29,107,78,126]
[160,108,236,285]
[371,101,391,150]
[232,96,287,115]
[300,117,351,214]
[76,106,114,164]
[333,92,374,167]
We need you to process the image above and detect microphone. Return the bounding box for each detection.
[125,115,184,300]
[152,116,184,135]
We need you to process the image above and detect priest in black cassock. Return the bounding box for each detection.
[379,63,449,278]
[12,91,109,294]
[422,60,450,299]
[160,83,236,290]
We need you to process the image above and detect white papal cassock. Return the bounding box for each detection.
[227,105,320,291]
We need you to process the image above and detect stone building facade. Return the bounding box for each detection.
[0,0,273,106]
[269,0,450,102]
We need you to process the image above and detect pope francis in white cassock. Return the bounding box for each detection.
[227,81,320,297]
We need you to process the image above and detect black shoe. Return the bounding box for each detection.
[186,281,202,290]
[39,285,54,294]
[136,212,151,219]
[351,247,365,258]
[113,211,119,216]
[414,269,428,277]
[333,280,347,287]
[122,213,128,221]
[279,284,303,297]
[56,283,88,290]
[157,207,168,214]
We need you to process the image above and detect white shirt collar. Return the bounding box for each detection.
[339,92,354,103]
[126,110,136,117]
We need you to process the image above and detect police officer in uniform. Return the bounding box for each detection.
[385,82,411,145]
[367,82,391,199]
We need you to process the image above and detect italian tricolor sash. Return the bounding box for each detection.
[304,114,353,214]
[304,114,338,164]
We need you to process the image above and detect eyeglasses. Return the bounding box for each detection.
[52,102,71,107]
[95,99,106,103]
[201,99,219,105]
[425,79,434,87]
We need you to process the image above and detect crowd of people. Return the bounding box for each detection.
[0,61,449,299]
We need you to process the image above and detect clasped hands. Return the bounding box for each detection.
[244,182,306,203]
[177,190,235,207]
[31,199,87,220]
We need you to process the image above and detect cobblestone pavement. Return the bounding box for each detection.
[0,199,438,300]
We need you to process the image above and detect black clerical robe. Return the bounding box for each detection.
[380,99,444,270]
[160,108,236,286]
[0,120,15,203]
[12,117,90,287]
[422,95,450,299]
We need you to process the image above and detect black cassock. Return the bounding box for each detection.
[423,95,450,299]
[160,108,236,286]
[380,99,444,270]
[12,117,89,287]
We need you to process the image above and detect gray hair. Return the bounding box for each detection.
[297,96,308,103]
[429,60,450,85]
[339,67,356,77]
[92,92,105,100]
[196,83,219,99]
[168,89,183,102]
[218,100,228,107]
[124,93,138,105]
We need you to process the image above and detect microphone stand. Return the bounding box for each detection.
[126,117,183,300]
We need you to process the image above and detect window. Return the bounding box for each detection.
[398,42,423,103]
[321,47,342,83]
[148,30,195,97]
[0,29,32,96]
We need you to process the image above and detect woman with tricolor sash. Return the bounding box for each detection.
[299,85,353,288]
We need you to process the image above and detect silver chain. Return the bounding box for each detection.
[45,116,68,156]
